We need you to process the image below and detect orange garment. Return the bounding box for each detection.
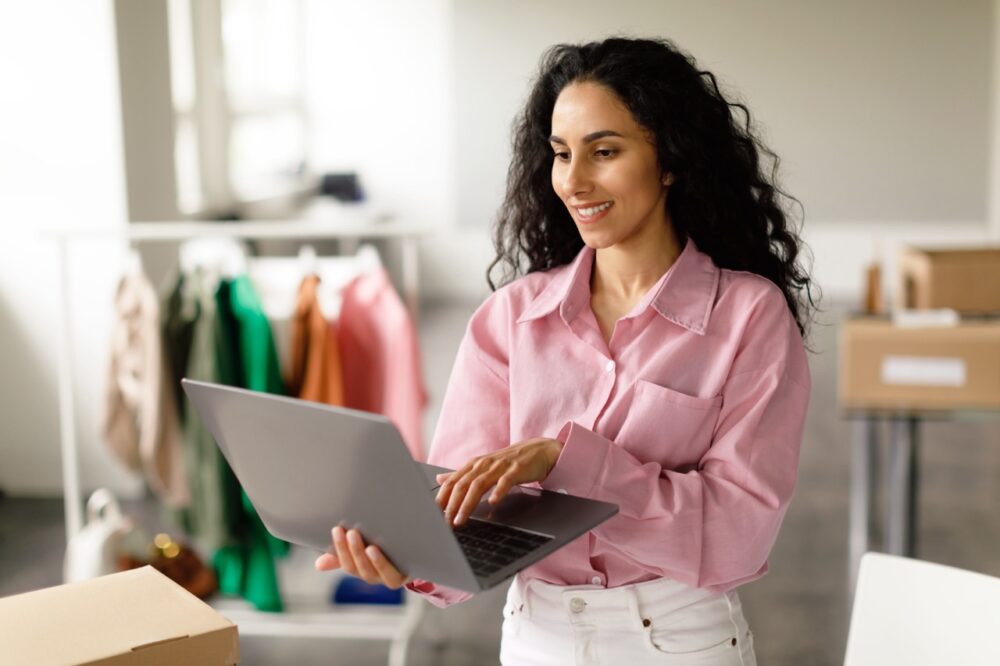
[338,267,427,461]
[288,274,344,405]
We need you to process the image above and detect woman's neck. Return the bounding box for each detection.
[591,222,683,303]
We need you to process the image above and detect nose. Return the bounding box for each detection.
[560,157,593,199]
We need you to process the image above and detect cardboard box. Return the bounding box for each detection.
[899,246,1000,312]
[0,566,239,665]
[838,318,1000,411]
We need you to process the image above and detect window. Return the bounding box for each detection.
[167,0,308,215]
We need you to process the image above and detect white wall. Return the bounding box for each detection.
[453,0,992,227]
[273,1,1000,302]
[303,0,455,234]
[991,0,1000,239]
[437,0,996,302]
[0,1,143,497]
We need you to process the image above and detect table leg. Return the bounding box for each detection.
[886,417,915,555]
[907,417,920,556]
[849,415,878,600]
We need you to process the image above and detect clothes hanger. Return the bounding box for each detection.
[298,244,318,277]
[123,242,143,277]
[354,244,383,275]
[179,238,248,278]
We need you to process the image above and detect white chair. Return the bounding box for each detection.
[844,552,1000,665]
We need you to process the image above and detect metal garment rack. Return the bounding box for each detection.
[50,218,433,664]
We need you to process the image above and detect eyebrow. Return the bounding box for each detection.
[548,130,624,145]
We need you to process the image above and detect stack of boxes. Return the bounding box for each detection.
[838,247,1000,411]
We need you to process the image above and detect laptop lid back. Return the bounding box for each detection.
[181,379,479,592]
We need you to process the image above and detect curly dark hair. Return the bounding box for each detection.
[488,36,817,338]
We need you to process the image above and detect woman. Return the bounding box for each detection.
[316,36,814,665]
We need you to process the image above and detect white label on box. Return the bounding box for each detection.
[891,309,960,328]
[881,356,967,387]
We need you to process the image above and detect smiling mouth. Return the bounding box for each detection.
[576,201,613,219]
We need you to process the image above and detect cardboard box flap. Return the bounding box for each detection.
[0,566,238,666]
[912,247,1000,262]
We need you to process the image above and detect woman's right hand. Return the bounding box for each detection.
[314,526,410,589]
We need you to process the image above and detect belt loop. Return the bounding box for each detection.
[519,575,534,619]
[625,584,644,631]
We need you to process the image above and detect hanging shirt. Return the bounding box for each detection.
[102,271,187,507]
[227,275,288,397]
[339,267,428,461]
[407,239,811,607]
[288,274,345,405]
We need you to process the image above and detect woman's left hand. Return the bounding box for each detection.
[435,437,563,527]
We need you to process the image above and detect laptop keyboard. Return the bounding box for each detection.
[453,519,553,577]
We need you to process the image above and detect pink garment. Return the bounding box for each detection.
[407,239,810,608]
[338,267,427,461]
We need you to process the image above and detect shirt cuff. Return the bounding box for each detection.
[404,579,473,608]
[541,421,611,497]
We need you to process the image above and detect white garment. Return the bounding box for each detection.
[500,574,756,665]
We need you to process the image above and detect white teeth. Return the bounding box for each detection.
[579,201,612,217]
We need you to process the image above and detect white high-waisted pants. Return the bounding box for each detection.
[499,574,757,665]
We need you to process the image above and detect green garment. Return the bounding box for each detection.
[228,275,288,397]
[163,272,287,613]
[211,276,290,613]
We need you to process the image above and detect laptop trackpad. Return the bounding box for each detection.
[471,487,550,531]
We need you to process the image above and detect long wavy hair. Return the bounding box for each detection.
[488,37,817,338]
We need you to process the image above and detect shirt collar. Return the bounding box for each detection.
[516,238,720,335]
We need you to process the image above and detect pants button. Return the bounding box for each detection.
[569,597,586,613]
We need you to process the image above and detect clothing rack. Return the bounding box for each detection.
[49,217,433,664]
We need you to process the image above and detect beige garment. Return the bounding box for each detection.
[102,271,188,506]
[288,274,345,405]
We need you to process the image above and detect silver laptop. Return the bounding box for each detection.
[181,379,618,593]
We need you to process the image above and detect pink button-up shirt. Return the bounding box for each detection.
[408,239,811,607]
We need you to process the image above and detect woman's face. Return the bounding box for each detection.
[549,81,672,251]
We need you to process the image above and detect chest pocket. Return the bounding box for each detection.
[616,379,723,470]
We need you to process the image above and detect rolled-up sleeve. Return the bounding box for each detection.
[542,297,810,592]
[405,297,512,607]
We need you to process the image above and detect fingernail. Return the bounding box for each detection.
[366,546,379,559]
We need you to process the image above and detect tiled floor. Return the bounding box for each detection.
[1,302,998,665]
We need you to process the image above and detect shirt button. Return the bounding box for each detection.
[569,597,586,613]
[605,360,615,373]
[557,489,568,495]
[591,576,602,585]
